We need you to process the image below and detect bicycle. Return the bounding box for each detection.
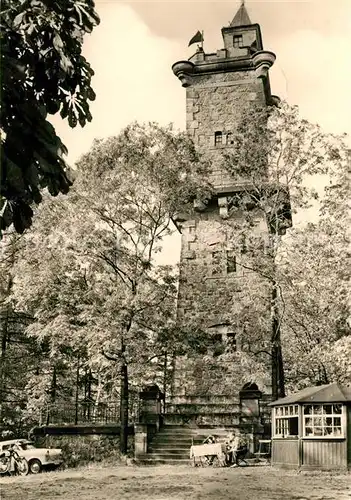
[0,447,29,476]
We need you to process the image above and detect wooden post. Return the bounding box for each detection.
[75,355,80,425]
[298,404,303,468]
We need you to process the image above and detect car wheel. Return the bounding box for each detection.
[29,459,42,474]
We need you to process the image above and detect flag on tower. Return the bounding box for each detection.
[188,30,204,47]
[249,40,258,53]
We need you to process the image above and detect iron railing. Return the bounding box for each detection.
[39,398,140,426]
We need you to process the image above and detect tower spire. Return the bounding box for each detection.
[230,1,252,27]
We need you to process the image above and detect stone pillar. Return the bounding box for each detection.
[239,383,264,453]
[134,424,148,458]
[139,384,164,431]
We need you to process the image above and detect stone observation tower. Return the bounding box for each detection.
[168,2,291,430]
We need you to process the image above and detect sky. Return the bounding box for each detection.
[52,0,351,263]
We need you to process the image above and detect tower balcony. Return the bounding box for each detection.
[171,60,195,88]
[252,50,276,79]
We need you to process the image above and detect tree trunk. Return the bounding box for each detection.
[170,353,176,397]
[75,356,80,425]
[0,273,13,423]
[163,352,167,397]
[277,342,285,398]
[50,366,57,403]
[120,341,129,455]
[87,369,92,420]
[88,369,92,401]
[271,282,285,401]
[46,366,57,425]
[0,307,9,422]
[271,344,278,402]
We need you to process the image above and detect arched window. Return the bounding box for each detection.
[241,382,259,391]
[214,131,222,146]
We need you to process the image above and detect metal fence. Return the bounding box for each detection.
[39,398,140,426]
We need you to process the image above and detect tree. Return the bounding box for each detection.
[279,149,350,389]
[12,122,211,453]
[0,0,100,234]
[279,225,350,389]
[218,101,347,399]
[0,231,41,437]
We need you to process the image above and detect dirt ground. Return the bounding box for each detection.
[0,464,350,500]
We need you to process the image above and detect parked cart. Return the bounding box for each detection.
[190,442,227,467]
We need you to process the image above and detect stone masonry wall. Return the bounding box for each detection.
[178,207,269,326]
[174,66,272,398]
[34,434,134,467]
[186,71,266,191]
[175,203,272,396]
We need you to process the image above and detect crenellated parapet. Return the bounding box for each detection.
[172,15,277,105]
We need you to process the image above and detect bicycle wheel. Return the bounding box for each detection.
[15,458,29,476]
[0,456,10,475]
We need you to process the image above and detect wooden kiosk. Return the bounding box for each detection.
[269,383,351,470]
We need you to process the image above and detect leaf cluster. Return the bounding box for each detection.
[7,123,212,415]
[0,0,100,233]
[222,101,347,222]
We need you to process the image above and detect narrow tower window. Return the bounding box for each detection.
[233,35,243,48]
[226,250,236,273]
[213,334,222,343]
[227,332,237,351]
[214,131,223,146]
[240,234,247,254]
[226,132,234,145]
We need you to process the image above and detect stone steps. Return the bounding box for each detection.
[158,424,237,431]
[166,403,241,413]
[152,427,231,439]
[163,412,241,426]
[137,457,191,466]
[153,433,227,441]
[149,446,191,453]
[166,395,240,405]
[150,437,193,447]
[142,425,234,465]
[144,426,192,464]
[145,452,190,460]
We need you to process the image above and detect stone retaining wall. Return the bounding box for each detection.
[32,427,134,467]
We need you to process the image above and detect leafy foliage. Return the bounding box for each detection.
[10,122,211,447]
[0,0,100,234]
[280,149,351,389]
[216,101,349,398]
[224,101,345,211]
[0,231,41,437]
[280,225,350,389]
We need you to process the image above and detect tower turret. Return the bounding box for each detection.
[173,3,277,101]
[172,3,278,196]
[222,1,259,57]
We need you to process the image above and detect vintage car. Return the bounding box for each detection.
[0,439,63,474]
